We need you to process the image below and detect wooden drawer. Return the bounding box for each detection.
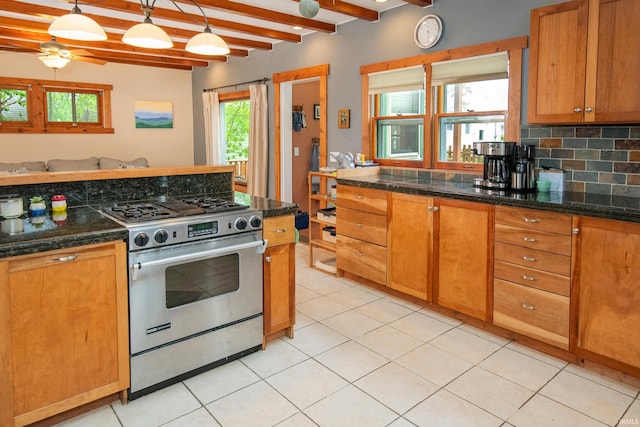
[495,205,571,235]
[494,278,569,349]
[494,260,570,297]
[495,242,570,276]
[263,215,295,247]
[495,224,571,256]
[337,185,387,215]
[337,207,386,246]
[336,235,386,285]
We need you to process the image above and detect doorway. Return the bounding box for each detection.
[273,64,329,202]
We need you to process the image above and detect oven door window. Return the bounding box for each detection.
[165,253,239,309]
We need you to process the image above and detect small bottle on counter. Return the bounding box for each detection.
[51,195,67,212]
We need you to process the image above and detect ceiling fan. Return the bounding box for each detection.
[0,36,106,69]
[37,36,106,68]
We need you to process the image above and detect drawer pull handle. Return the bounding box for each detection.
[265,256,272,263]
[275,228,287,233]
[523,218,540,223]
[52,254,79,262]
[355,251,363,257]
[522,275,537,281]
[521,303,537,311]
[356,223,364,227]
[356,195,364,199]
[522,237,537,242]
[522,256,537,262]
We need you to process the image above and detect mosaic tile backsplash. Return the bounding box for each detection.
[522,125,640,197]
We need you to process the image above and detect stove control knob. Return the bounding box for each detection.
[235,217,248,230]
[134,232,150,247]
[250,216,262,228]
[154,229,169,244]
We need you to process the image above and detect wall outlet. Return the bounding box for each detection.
[294,147,299,156]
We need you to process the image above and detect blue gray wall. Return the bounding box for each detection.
[190,0,562,196]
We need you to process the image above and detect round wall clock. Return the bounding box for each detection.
[414,14,443,49]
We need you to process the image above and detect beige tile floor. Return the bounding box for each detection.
[55,243,640,427]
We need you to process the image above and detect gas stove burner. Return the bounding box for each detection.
[181,197,249,213]
[105,202,182,223]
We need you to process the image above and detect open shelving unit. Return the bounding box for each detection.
[308,171,337,274]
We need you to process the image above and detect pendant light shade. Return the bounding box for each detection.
[48,3,107,41]
[299,0,320,18]
[39,54,71,69]
[123,22,173,49]
[186,27,230,56]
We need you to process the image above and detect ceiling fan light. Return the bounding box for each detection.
[123,23,173,49]
[39,54,71,69]
[48,12,107,41]
[299,0,320,19]
[186,29,230,56]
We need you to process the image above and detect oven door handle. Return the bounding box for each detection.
[130,239,268,281]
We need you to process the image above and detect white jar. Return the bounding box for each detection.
[0,197,24,218]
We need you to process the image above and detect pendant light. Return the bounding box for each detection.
[184,1,230,55]
[48,0,107,41]
[123,2,173,49]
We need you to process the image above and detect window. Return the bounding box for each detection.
[0,77,113,134]
[361,37,526,170]
[219,91,250,185]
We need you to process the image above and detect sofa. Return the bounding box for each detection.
[0,156,150,173]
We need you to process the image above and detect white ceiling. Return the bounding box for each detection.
[0,0,433,69]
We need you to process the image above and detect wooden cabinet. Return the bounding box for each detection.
[493,206,572,349]
[0,241,129,427]
[387,192,433,301]
[573,216,640,371]
[308,171,337,272]
[528,0,640,124]
[434,199,493,321]
[336,185,388,285]
[263,215,296,345]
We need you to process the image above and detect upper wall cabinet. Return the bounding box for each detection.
[528,0,640,124]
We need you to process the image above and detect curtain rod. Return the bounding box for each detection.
[204,78,270,92]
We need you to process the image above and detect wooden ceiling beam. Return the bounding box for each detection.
[173,0,336,33]
[402,0,434,6]
[0,0,273,50]
[291,0,379,21]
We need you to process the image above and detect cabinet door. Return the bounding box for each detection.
[574,217,640,369]
[4,242,128,425]
[589,0,640,122]
[434,199,492,321]
[263,243,295,337]
[387,193,433,301]
[528,0,588,123]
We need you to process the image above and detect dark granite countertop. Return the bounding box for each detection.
[0,206,128,258]
[234,192,298,218]
[337,174,640,223]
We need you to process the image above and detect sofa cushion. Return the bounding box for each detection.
[99,157,149,169]
[0,161,48,172]
[47,157,100,172]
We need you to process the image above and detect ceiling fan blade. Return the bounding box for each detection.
[0,46,37,53]
[72,55,107,65]
[68,48,94,57]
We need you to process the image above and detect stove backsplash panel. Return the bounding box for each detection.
[0,171,234,209]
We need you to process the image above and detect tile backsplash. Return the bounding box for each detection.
[522,125,640,197]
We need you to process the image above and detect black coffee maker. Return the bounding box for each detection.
[472,142,516,189]
[511,144,536,192]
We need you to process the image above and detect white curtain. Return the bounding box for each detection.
[248,84,268,197]
[202,91,224,165]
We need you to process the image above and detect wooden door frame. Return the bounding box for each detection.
[273,64,329,201]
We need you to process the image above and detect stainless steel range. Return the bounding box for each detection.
[101,197,266,400]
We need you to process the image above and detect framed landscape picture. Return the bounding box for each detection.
[135,100,173,129]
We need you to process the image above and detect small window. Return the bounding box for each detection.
[0,84,31,126]
[45,88,102,126]
[0,77,113,134]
